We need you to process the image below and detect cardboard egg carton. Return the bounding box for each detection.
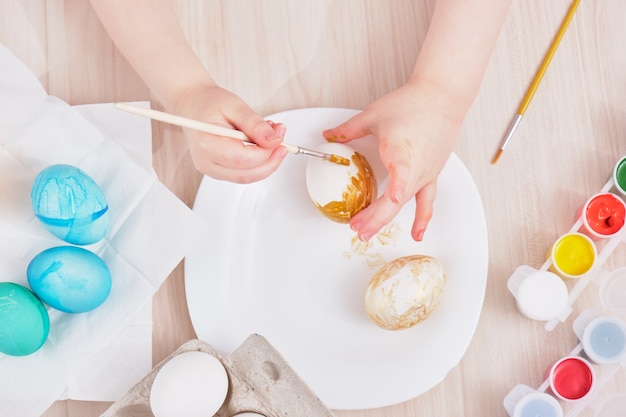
[102,334,335,417]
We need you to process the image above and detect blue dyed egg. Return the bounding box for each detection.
[31,164,110,245]
[27,246,112,314]
[0,282,50,356]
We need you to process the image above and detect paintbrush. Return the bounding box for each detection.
[492,0,581,164]
[114,103,350,166]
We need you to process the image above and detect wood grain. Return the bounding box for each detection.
[1,0,625,416]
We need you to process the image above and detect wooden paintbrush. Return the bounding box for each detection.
[115,103,350,166]
[492,0,581,164]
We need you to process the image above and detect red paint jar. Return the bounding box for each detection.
[579,193,626,239]
[548,356,595,401]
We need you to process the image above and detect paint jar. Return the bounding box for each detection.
[547,356,595,401]
[599,267,626,315]
[594,394,626,417]
[578,192,626,239]
[582,315,626,365]
[503,384,564,417]
[512,392,563,417]
[515,270,568,321]
[549,232,597,279]
[611,155,626,197]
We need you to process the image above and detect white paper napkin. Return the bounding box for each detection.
[0,43,206,416]
[57,102,154,403]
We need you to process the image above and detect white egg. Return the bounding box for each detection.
[365,255,446,330]
[150,351,229,417]
[305,142,377,223]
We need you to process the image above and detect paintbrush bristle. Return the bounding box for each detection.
[330,154,351,166]
[491,149,503,165]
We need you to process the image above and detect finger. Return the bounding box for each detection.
[232,111,284,148]
[379,139,413,204]
[191,135,285,174]
[197,144,288,183]
[322,111,373,143]
[349,193,403,242]
[411,182,437,241]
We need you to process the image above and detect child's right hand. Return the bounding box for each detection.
[173,84,288,183]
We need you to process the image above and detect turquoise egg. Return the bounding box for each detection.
[0,282,50,356]
[31,164,110,245]
[27,246,112,314]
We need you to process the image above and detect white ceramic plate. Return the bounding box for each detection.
[185,108,488,410]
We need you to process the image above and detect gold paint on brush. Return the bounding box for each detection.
[329,154,351,166]
[315,151,377,223]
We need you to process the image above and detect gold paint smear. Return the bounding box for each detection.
[377,222,401,246]
[343,222,402,269]
[316,151,377,223]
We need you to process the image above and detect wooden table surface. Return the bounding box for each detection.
[2,0,625,416]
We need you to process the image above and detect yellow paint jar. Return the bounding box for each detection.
[550,232,597,279]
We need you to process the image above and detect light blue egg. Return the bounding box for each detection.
[27,246,112,314]
[31,164,110,245]
[0,282,50,356]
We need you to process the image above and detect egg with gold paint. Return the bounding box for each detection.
[365,255,446,330]
[31,164,110,245]
[305,142,377,223]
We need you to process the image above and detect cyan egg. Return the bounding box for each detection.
[31,164,110,245]
[27,246,112,314]
[0,282,50,356]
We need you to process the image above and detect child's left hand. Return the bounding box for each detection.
[323,78,463,242]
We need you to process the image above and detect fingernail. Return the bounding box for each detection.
[325,134,337,142]
[393,189,403,204]
[414,229,424,241]
[359,231,373,242]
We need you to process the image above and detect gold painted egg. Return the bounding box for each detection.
[365,255,446,330]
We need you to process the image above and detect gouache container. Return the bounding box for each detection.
[570,309,626,416]
[599,267,626,315]
[611,155,626,197]
[547,356,595,401]
[594,393,626,417]
[508,267,569,321]
[549,232,597,279]
[581,315,626,364]
[578,193,626,240]
[503,385,563,417]
[513,392,563,417]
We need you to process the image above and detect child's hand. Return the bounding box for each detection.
[174,84,288,183]
[323,79,463,242]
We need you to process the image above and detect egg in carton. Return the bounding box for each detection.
[101,334,335,417]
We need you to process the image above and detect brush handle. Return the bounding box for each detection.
[114,103,301,154]
[517,0,581,115]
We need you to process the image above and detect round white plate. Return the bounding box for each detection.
[184,108,488,410]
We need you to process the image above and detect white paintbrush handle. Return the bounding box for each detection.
[115,102,301,154]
